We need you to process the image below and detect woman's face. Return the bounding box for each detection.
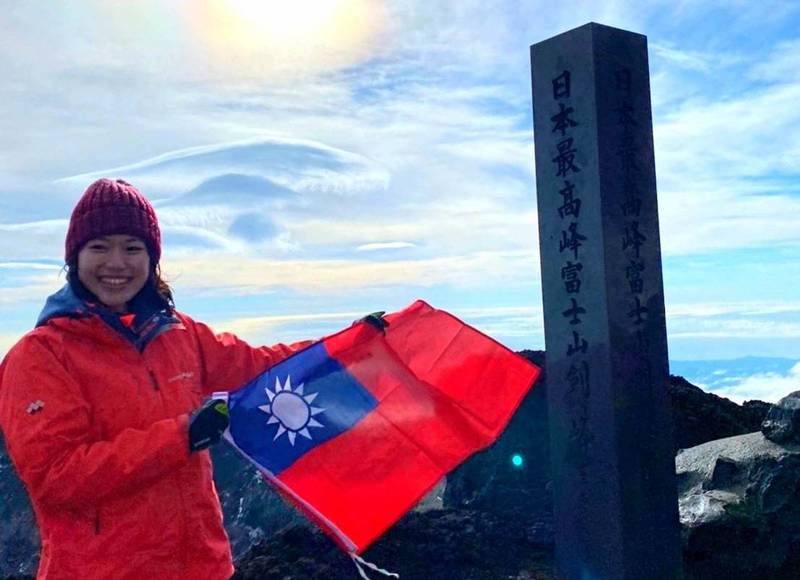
[77,235,151,314]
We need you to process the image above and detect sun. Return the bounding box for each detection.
[259,375,325,446]
[186,0,388,78]
[223,0,343,41]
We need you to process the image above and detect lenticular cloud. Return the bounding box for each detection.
[58,136,390,201]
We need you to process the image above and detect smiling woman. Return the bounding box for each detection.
[187,0,388,75]
[0,177,314,580]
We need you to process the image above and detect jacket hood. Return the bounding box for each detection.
[36,284,91,327]
[36,283,178,353]
[37,279,172,327]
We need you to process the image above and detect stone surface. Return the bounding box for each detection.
[531,22,680,578]
[670,375,770,451]
[232,509,555,580]
[0,434,37,579]
[762,390,800,444]
[677,431,800,579]
[209,443,310,557]
[444,350,551,520]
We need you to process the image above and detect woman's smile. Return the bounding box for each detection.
[77,235,150,313]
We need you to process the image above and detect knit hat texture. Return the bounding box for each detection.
[65,178,161,264]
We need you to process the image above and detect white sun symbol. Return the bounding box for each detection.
[259,375,325,446]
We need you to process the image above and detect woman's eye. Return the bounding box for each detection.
[127,246,145,253]
[88,244,107,251]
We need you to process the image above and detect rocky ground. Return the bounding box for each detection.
[233,509,554,580]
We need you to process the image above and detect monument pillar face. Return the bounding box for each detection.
[531,22,682,579]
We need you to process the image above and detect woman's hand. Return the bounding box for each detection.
[354,311,390,331]
[188,399,229,452]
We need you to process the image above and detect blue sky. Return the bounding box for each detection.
[1,1,799,402]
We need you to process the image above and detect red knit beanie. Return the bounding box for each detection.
[65,178,161,264]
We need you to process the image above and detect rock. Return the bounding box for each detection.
[677,431,800,579]
[414,477,446,512]
[669,374,770,452]
[762,390,800,444]
[0,435,38,578]
[232,509,555,580]
[210,443,309,560]
[444,350,551,523]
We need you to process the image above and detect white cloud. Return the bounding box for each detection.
[650,43,719,72]
[667,301,800,318]
[356,242,416,251]
[0,279,63,306]
[0,332,25,360]
[58,136,391,199]
[0,220,67,262]
[210,303,544,349]
[655,90,800,255]
[210,310,363,342]
[656,82,800,179]
[714,362,800,404]
[749,38,800,83]
[455,305,544,341]
[165,249,539,296]
[666,301,800,340]
[0,262,61,270]
[669,320,800,340]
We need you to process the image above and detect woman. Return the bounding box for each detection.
[0,178,311,579]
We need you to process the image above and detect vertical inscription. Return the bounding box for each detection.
[549,70,593,489]
[614,68,654,387]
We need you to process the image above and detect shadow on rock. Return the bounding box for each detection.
[233,509,554,580]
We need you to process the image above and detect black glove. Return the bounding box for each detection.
[188,398,229,452]
[355,311,390,331]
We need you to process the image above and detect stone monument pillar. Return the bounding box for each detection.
[530,23,682,579]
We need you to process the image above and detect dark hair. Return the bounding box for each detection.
[65,260,175,312]
[152,264,175,308]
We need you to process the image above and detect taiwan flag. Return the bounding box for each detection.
[222,300,540,554]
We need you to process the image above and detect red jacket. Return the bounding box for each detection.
[0,285,309,579]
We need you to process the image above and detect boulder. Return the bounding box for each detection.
[762,391,800,444]
[677,431,800,579]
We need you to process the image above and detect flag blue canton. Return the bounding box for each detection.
[227,342,378,475]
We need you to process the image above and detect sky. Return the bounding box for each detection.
[1,0,799,402]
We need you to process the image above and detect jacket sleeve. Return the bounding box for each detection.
[186,315,314,394]
[0,336,192,510]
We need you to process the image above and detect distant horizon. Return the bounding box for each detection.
[2,2,799,402]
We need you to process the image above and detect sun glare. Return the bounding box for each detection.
[225,0,342,40]
[188,0,387,77]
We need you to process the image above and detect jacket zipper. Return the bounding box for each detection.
[94,510,101,534]
[148,369,160,391]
